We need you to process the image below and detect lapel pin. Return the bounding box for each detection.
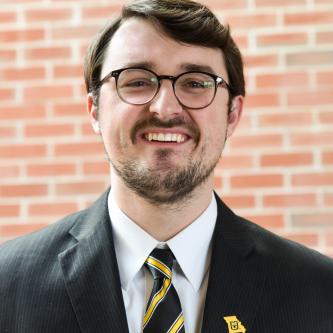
[223,315,246,333]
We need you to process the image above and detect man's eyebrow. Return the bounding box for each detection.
[180,63,216,73]
[117,62,217,75]
[120,61,155,70]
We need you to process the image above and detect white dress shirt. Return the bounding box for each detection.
[108,189,217,333]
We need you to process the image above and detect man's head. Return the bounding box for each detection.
[85,0,245,206]
[84,0,245,110]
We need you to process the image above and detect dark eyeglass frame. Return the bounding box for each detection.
[96,67,231,110]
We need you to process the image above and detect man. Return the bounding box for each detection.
[1,0,333,332]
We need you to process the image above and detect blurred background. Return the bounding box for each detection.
[0,0,332,255]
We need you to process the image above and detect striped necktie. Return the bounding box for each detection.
[143,248,185,333]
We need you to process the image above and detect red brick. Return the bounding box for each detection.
[0,145,46,159]
[222,195,256,208]
[78,82,87,97]
[25,47,71,60]
[82,5,122,19]
[208,0,247,9]
[244,214,284,229]
[0,49,16,61]
[288,90,333,106]
[259,112,312,127]
[322,152,333,165]
[25,8,73,22]
[0,184,47,197]
[24,124,74,137]
[0,67,45,81]
[232,34,249,49]
[260,153,313,167]
[56,181,106,195]
[284,12,333,25]
[53,102,86,117]
[28,202,77,216]
[0,205,20,217]
[230,134,283,149]
[0,166,20,178]
[263,193,316,207]
[218,155,254,169]
[0,29,44,43]
[27,163,76,176]
[83,161,109,175]
[283,233,318,247]
[0,125,16,138]
[245,93,280,108]
[290,132,333,146]
[255,0,305,6]
[0,105,45,120]
[244,54,278,68]
[54,142,103,156]
[231,174,283,188]
[286,51,333,66]
[0,11,16,23]
[256,72,309,89]
[316,31,333,44]
[0,88,14,100]
[24,85,73,101]
[0,224,47,238]
[226,14,277,29]
[292,172,333,186]
[292,213,333,227]
[53,65,82,78]
[257,33,307,47]
[319,111,333,123]
[316,71,333,86]
[51,26,100,40]
[324,193,333,205]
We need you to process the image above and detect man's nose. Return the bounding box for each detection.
[149,80,183,119]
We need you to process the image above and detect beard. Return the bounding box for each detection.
[109,144,220,206]
[102,115,224,206]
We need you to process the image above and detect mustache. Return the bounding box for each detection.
[130,117,200,144]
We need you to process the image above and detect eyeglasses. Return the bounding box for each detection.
[96,67,231,110]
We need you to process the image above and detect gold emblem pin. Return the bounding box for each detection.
[223,315,246,333]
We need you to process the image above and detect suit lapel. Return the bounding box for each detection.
[201,195,267,333]
[58,190,129,333]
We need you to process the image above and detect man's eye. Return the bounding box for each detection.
[182,80,205,89]
[126,80,151,87]
[189,81,204,88]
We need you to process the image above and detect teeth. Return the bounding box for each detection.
[145,133,186,143]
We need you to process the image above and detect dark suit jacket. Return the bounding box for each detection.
[1,189,333,332]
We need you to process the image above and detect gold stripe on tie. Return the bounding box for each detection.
[167,313,184,333]
[143,278,171,327]
[146,256,172,279]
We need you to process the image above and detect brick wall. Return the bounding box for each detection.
[1,0,333,256]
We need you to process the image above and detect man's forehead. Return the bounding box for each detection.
[102,18,227,76]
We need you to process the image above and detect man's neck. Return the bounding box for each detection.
[110,173,214,242]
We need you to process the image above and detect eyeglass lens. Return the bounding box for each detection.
[116,69,216,109]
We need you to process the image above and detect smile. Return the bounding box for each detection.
[144,133,186,143]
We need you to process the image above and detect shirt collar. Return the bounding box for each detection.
[108,189,217,292]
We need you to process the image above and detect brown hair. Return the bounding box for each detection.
[84,0,245,107]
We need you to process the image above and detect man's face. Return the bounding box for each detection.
[88,18,242,205]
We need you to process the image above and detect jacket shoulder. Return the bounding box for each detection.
[239,215,333,282]
[0,208,86,266]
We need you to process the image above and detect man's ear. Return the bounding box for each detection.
[226,95,244,138]
[87,93,100,134]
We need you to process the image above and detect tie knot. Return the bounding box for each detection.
[145,248,174,280]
